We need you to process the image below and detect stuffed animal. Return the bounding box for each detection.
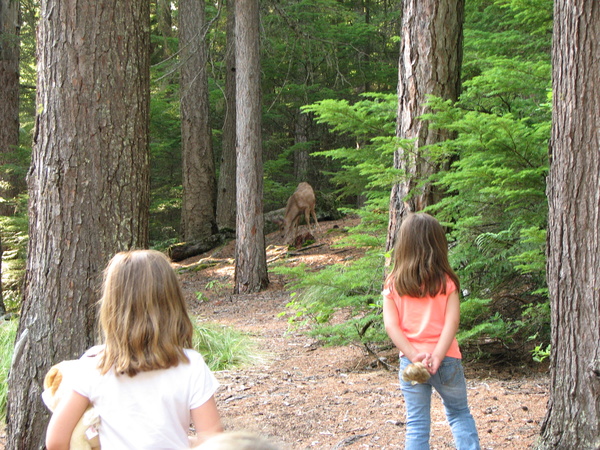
[401,361,431,385]
[42,360,101,450]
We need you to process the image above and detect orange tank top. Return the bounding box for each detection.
[382,277,462,359]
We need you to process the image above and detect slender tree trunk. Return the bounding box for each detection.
[294,111,310,182]
[156,0,173,56]
[180,0,217,241]
[216,0,237,231]
[537,1,600,448]
[234,0,268,293]
[6,0,150,447]
[386,0,464,252]
[0,0,20,216]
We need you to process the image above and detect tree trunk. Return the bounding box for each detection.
[0,0,20,216]
[234,0,269,294]
[216,0,237,231]
[156,0,173,56]
[386,0,464,252]
[537,1,600,448]
[6,0,150,447]
[294,111,310,182]
[180,0,217,242]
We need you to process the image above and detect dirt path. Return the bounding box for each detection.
[177,218,549,449]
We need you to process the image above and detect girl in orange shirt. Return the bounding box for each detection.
[383,213,480,449]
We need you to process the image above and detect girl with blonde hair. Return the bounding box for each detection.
[383,213,480,449]
[46,250,223,449]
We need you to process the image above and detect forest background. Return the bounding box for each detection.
[1,0,554,444]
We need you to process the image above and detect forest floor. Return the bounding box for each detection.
[177,216,549,449]
[0,217,549,449]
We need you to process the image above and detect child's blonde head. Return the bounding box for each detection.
[387,213,459,298]
[98,249,193,376]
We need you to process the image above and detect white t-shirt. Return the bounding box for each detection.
[72,346,219,449]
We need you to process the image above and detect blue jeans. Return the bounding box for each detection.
[400,356,480,450]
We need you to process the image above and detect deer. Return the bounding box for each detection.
[282,182,319,244]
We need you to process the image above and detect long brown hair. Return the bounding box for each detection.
[386,213,460,298]
[98,250,193,376]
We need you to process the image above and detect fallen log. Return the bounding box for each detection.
[168,230,235,262]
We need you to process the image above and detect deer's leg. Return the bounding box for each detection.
[310,208,319,232]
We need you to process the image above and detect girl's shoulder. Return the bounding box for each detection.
[381,282,397,300]
[183,348,211,366]
[444,275,457,294]
[81,345,105,358]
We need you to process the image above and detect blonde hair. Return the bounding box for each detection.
[98,249,193,376]
[386,213,459,298]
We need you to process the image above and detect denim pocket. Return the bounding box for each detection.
[438,357,463,386]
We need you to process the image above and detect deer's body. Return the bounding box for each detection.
[282,182,318,243]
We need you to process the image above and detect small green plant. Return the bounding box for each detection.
[192,319,267,371]
[204,279,230,296]
[531,343,551,363]
[195,292,209,302]
[1,320,18,420]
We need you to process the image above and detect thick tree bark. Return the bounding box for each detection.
[537,1,600,448]
[216,0,237,231]
[234,0,269,294]
[180,0,217,242]
[0,0,20,216]
[386,0,464,252]
[6,0,150,447]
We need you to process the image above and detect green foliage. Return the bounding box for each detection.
[0,320,18,420]
[0,212,29,312]
[148,64,184,247]
[259,0,398,188]
[303,93,399,203]
[457,313,508,345]
[531,343,550,363]
[423,74,550,299]
[459,297,494,330]
[192,319,267,371]
[149,185,182,249]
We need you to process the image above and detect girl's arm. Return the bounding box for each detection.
[190,395,223,446]
[46,390,90,450]
[429,289,461,373]
[383,296,428,363]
